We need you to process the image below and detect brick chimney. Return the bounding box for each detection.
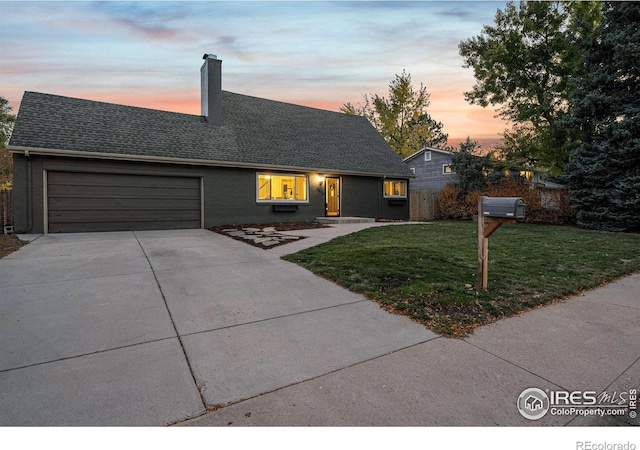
[201,54,222,126]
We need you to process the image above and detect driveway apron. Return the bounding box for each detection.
[0,229,434,425]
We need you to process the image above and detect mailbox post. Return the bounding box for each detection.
[477,196,525,289]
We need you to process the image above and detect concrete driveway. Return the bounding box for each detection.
[0,228,435,426]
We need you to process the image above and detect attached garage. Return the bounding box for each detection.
[46,171,202,233]
[9,56,412,234]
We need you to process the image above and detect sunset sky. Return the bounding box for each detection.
[1,1,511,148]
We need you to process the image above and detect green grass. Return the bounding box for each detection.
[283,221,640,337]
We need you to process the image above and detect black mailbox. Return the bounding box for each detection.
[482,197,525,219]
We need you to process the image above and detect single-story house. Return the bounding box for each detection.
[403,147,457,191]
[9,55,411,233]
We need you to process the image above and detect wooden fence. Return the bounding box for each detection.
[1,189,12,229]
[410,189,440,221]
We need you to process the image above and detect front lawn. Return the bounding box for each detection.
[283,221,640,337]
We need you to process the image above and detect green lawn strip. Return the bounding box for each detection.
[283,222,640,337]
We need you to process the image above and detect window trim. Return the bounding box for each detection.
[383,179,408,199]
[424,150,432,161]
[256,172,309,204]
[443,164,454,175]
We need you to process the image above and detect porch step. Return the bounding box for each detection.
[315,217,376,224]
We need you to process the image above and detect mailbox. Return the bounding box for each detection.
[482,197,525,219]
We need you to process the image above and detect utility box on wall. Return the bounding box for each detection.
[482,197,525,219]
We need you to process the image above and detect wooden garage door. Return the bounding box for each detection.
[47,171,201,233]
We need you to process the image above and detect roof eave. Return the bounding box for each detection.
[8,145,412,179]
[404,146,454,162]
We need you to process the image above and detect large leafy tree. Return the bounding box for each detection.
[459,1,602,175]
[341,70,449,158]
[0,95,16,188]
[565,2,640,232]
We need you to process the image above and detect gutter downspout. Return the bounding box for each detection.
[24,150,33,232]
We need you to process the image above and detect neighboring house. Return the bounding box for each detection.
[404,146,554,192]
[403,147,457,191]
[8,55,411,233]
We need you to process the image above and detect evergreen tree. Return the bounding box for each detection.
[566,2,640,232]
[450,137,489,196]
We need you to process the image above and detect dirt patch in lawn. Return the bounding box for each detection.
[210,221,330,249]
[0,234,27,259]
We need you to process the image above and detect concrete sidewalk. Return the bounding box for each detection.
[266,221,423,257]
[180,271,640,426]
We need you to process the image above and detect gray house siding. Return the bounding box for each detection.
[202,167,325,226]
[340,177,409,220]
[12,154,41,234]
[405,149,458,191]
[12,154,409,233]
[341,177,377,218]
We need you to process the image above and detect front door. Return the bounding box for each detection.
[326,177,340,217]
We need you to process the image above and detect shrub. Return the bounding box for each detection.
[438,178,574,224]
[439,185,474,220]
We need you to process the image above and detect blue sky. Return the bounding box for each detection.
[1,1,510,146]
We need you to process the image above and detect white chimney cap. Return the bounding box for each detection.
[203,53,218,60]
